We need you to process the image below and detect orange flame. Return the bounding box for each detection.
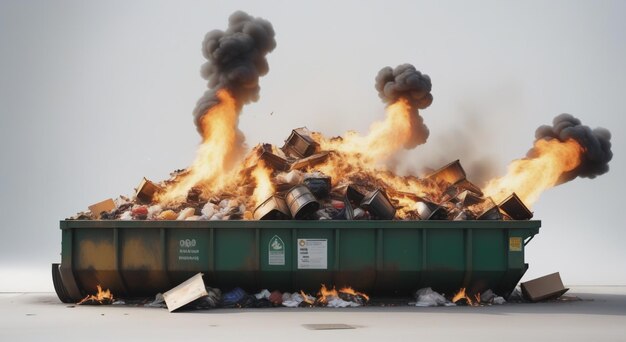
[483,138,583,207]
[158,89,242,203]
[338,286,370,301]
[317,284,339,304]
[251,161,274,207]
[315,98,416,165]
[452,287,476,306]
[77,285,114,305]
[300,290,314,305]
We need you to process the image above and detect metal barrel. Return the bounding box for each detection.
[285,185,320,219]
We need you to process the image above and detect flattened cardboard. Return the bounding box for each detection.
[521,272,569,302]
[88,198,116,218]
[163,273,208,312]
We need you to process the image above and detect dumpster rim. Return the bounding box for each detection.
[60,219,541,230]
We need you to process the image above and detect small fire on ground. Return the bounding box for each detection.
[77,285,114,305]
[451,288,481,306]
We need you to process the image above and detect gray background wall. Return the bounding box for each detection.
[1,0,624,291]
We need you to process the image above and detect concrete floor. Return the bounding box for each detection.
[1,287,625,342]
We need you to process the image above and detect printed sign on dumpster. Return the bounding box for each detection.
[509,237,523,252]
[297,238,327,269]
[268,235,285,266]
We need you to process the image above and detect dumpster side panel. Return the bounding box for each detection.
[335,229,376,290]
[57,221,540,300]
[72,229,124,297]
[377,229,422,294]
[214,228,257,290]
[468,229,507,293]
[120,229,168,295]
[422,229,465,293]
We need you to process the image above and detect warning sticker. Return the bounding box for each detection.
[297,239,327,269]
[509,237,522,252]
[268,235,285,266]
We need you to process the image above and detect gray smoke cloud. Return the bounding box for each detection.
[534,113,613,183]
[193,11,276,134]
[375,64,433,148]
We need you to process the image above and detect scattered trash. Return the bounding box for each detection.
[192,287,222,309]
[414,287,454,307]
[131,206,149,220]
[521,272,569,302]
[303,173,331,198]
[146,293,166,308]
[254,289,271,300]
[268,290,283,305]
[281,292,303,308]
[493,296,506,305]
[157,210,178,220]
[176,208,196,221]
[221,287,248,308]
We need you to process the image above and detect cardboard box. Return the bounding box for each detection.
[163,273,208,312]
[135,177,162,203]
[521,272,569,302]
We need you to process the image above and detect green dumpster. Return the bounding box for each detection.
[52,219,540,303]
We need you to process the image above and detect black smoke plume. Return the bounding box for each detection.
[534,113,613,183]
[375,64,433,148]
[193,11,276,134]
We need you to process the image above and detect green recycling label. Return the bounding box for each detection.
[268,235,285,266]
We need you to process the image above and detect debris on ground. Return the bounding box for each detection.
[521,272,569,302]
[413,287,455,307]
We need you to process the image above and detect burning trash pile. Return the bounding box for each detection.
[79,274,370,311]
[69,11,613,222]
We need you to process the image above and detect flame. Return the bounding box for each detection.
[452,287,475,306]
[158,89,242,203]
[317,284,339,305]
[300,290,314,305]
[338,286,370,301]
[77,285,114,305]
[151,95,445,219]
[251,161,274,206]
[483,138,583,207]
[315,98,415,164]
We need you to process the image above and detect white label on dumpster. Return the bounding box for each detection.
[297,239,327,269]
[268,235,285,266]
[178,239,200,261]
